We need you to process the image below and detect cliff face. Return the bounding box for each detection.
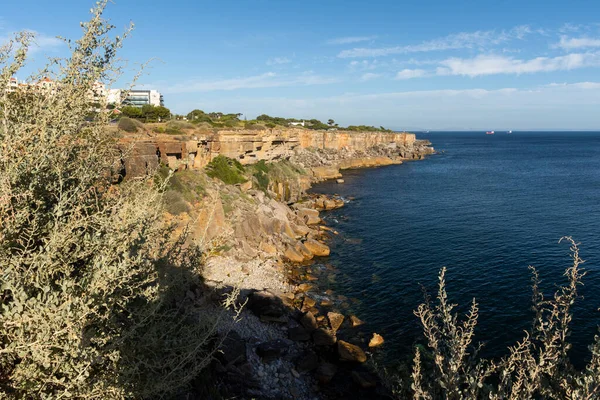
[120,128,422,178]
[211,128,416,165]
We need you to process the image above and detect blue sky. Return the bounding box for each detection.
[2,0,600,130]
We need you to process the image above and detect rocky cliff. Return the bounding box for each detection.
[119,128,429,179]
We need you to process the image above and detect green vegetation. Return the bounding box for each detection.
[255,114,392,131]
[164,119,194,134]
[163,190,192,215]
[117,116,140,132]
[121,104,171,122]
[155,164,207,203]
[397,238,600,399]
[205,155,248,185]
[347,125,393,132]
[245,159,306,193]
[0,3,232,398]
[186,109,243,128]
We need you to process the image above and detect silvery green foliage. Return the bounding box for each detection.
[411,238,600,399]
[0,2,223,398]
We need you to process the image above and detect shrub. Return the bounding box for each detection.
[245,121,266,130]
[407,238,600,399]
[163,190,191,215]
[0,2,231,398]
[167,120,194,130]
[118,116,138,132]
[153,125,166,133]
[205,155,247,185]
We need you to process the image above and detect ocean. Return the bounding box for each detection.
[310,131,600,368]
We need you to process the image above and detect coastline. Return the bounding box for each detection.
[190,135,435,399]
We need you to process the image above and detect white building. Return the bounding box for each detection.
[7,77,18,92]
[289,121,305,127]
[107,89,164,108]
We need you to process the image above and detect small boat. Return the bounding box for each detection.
[486,131,495,135]
[507,130,512,134]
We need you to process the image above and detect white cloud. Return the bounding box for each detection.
[182,82,600,130]
[395,69,427,80]
[359,72,381,81]
[559,23,587,34]
[436,53,600,77]
[349,59,380,70]
[556,36,600,50]
[337,25,532,58]
[267,57,291,65]
[164,72,339,93]
[545,81,600,89]
[326,35,378,45]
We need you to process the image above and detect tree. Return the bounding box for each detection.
[186,109,205,120]
[121,105,142,118]
[0,2,230,397]
[154,105,171,121]
[327,119,335,126]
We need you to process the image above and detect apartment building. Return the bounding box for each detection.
[107,89,164,108]
[6,78,164,108]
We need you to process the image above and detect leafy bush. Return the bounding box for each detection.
[205,155,247,185]
[118,116,138,132]
[405,238,600,399]
[0,3,230,398]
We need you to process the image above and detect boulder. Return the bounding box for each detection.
[337,340,367,363]
[247,290,285,319]
[296,283,313,293]
[259,241,277,255]
[297,208,321,226]
[302,296,317,311]
[315,362,337,384]
[304,239,330,257]
[349,315,364,327]
[293,223,311,238]
[320,299,333,307]
[327,312,344,333]
[295,242,314,260]
[313,328,337,346]
[312,166,342,180]
[300,311,318,332]
[368,333,384,348]
[284,246,305,263]
[323,199,337,210]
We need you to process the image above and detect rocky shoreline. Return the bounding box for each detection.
[192,138,435,399]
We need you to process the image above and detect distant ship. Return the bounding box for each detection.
[507,130,512,134]
[486,131,495,135]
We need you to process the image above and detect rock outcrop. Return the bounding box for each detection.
[119,128,433,179]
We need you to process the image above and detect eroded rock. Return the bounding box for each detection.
[369,333,384,348]
[327,312,344,333]
[337,340,367,363]
[304,239,330,257]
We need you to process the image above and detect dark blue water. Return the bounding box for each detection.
[311,131,600,367]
